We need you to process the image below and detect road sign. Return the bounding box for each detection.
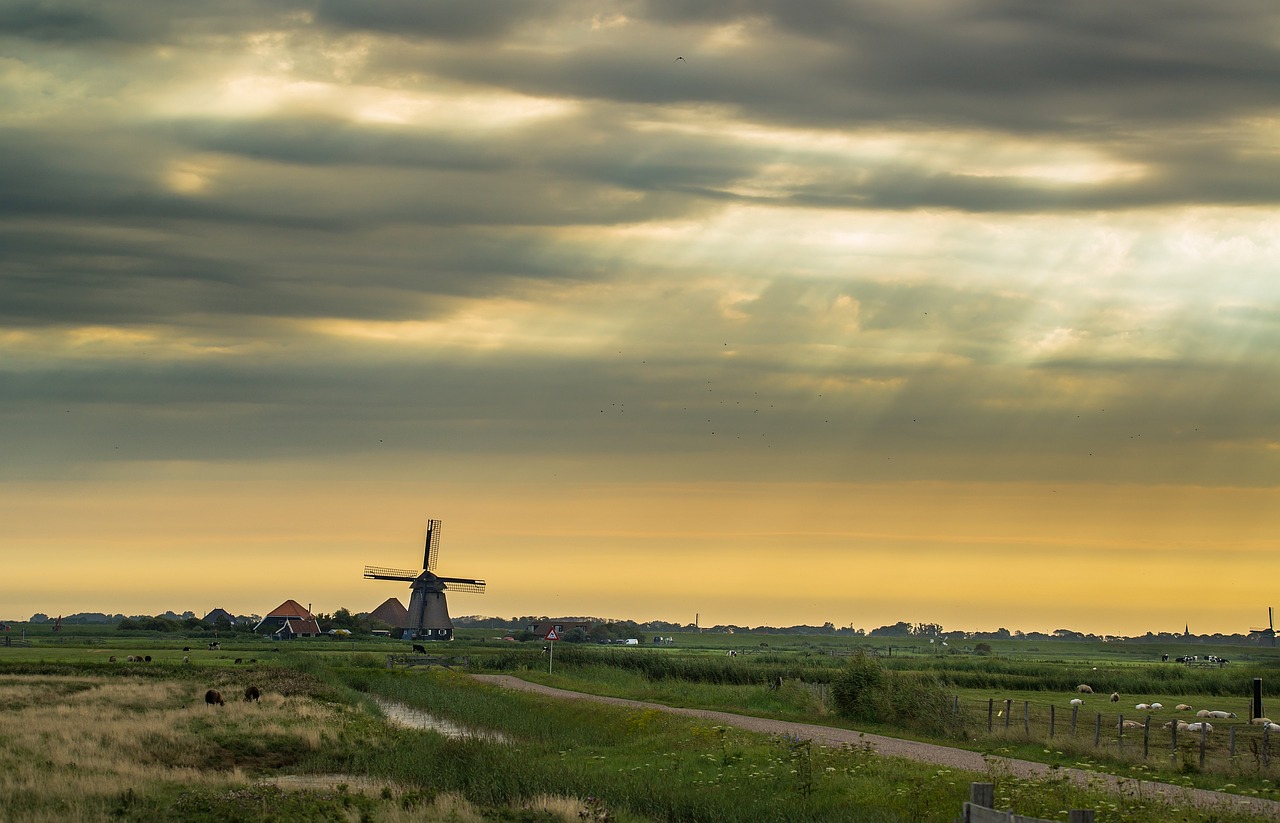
[545,628,559,641]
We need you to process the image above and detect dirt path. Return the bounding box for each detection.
[472,675,1280,818]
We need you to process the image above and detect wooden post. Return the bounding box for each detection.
[1005,698,1012,729]
[988,698,994,732]
[1143,715,1150,759]
[1171,717,1178,762]
[1199,722,1207,769]
[1071,704,1078,735]
[1069,811,1096,823]
[1117,713,1124,752]
[1094,713,1101,747]
[1254,677,1264,722]
[1024,701,1030,736]
[1050,704,1056,739]
[969,782,994,808]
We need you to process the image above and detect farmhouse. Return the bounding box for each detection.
[526,619,594,637]
[253,600,322,638]
[202,607,236,625]
[369,597,409,630]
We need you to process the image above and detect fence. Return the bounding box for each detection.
[385,654,469,670]
[957,782,1094,823]
[969,696,1275,772]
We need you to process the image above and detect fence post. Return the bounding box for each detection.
[1050,704,1056,739]
[1143,715,1150,759]
[988,698,994,732]
[1024,701,1030,736]
[1005,698,1012,730]
[1254,677,1264,723]
[1094,713,1101,747]
[969,782,994,808]
[1117,713,1124,753]
[1071,704,1078,736]
[1069,811,1096,823]
[1171,718,1178,763]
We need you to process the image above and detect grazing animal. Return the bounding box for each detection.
[1076,684,1093,693]
[204,689,225,706]
[182,656,190,664]
[126,655,136,662]
[208,642,220,651]
[1264,722,1280,733]
[234,658,243,664]
[1150,702,1163,710]
[183,647,191,652]
[108,655,117,662]
[1135,703,1150,710]
[1110,692,1120,703]
[244,685,260,702]
[1069,698,1084,707]
[1117,719,1144,729]
[1204,710,1236,719]
[1250,717,1273,726]
[1163,720,1191,730]
[1175,704,1193,711]
[1185,721,1213,733]
[411,644,428,655]
[1196,710,1211,717]
[143,655,151,662]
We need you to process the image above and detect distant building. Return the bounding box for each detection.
[253,600,321,638]
[369,597,409,629]
[202,608,236,625]
[525,619,593,637]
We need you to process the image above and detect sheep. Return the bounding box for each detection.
[244,685,260,702]
[108,656,117,663]
[1204,710,1236,719]
[1076,684,1094,694]
[1150,702,1163,710]
[1250,717,1274,726]
[234,658,243,664]
[204,689,225,706]
[1175,704,1193,711]
[143,655,151,662]
[1070,698,1084,706]
[1117,719,1145,729]
[1185,721,1213,733]
[1264,722,1280,733]
[183,647,191,652]
[1110,692,1120,703]
[1135,703,1150,710]
[182,656,190,664]
[126,655,136,662]
[1195,710,1211,717]
[1162,720,1191,730]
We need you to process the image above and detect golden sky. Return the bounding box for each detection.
[2,2,1278,635]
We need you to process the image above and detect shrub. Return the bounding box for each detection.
[831,653,965,737]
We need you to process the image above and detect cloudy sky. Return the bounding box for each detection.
[2,1,1278,635]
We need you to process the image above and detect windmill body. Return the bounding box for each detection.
[364,520,485,641]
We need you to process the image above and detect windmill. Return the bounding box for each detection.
[1249,607,1276,647]
[363,520,485,642]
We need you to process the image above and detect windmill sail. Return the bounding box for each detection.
[364,519,484,642]
[425,519,441,571]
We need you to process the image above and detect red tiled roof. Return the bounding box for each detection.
[266,599,313,619]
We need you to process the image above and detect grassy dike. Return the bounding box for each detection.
[0,648,1275,822]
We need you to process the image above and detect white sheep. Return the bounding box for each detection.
[1070,698,1084,706]
[1117,719,1145,729]
[1162,720,1191,730]
[1076,684,1093,694]
[1135,703,1150,710]
[1205,710,1236,719]
[1175,704,1193,711]
[1150,702,1163,709]
[183,655,190,664]
[1110,692,1120,703]
[1195,709,1211,717]
[1264,722,1280,733]
[1250,717,1273,726]
[1185,721,1213,733]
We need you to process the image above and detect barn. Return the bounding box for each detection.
[369,597,409,630]
[202,608,236,626]
[252,600,322,638]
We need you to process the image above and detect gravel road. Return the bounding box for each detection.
[472,674,1280,818]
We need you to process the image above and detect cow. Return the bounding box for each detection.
[412,643,428,655]
[205,689,225,706]
[244,685,260,703]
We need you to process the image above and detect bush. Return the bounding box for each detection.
[831,652,965,737]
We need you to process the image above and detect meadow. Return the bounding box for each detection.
[2,627,1280,822]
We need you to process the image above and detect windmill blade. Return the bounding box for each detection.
[424,519,442,571]
[439,577,486,594]
[363,565,420,581]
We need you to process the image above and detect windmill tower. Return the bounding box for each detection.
[363,520,486,641]
[1250,607,1276,647]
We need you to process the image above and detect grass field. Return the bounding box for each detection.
[4,629,1280,821]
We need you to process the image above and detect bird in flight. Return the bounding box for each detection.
[675,56,685,62]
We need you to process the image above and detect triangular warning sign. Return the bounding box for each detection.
[545,629,559,641]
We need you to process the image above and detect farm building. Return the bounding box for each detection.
[369,597,409,629]
[253,600,321,638]
[525,619,594,637]
[202,607,236,625]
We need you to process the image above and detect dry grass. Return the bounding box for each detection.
[0,675,345,822]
